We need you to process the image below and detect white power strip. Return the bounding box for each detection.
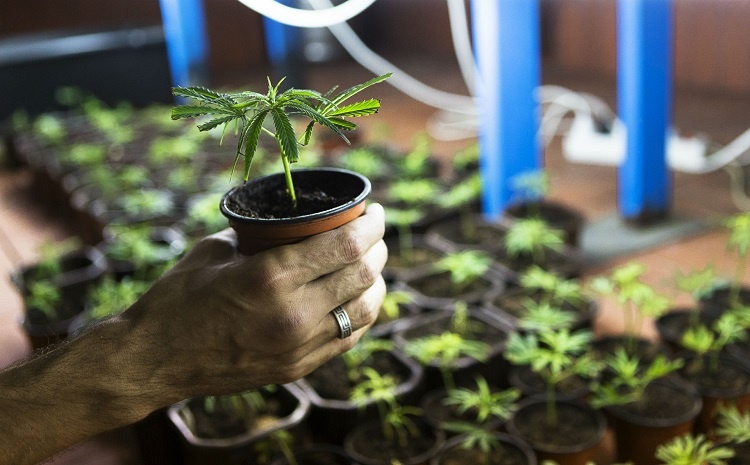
[561,115,710,173]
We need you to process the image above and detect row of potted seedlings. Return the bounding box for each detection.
[5,82,750,464]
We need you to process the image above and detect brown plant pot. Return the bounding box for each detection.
[393,308,511,391]
[604,379,702,465]
[698,285,750,317]
[503,200,586,248]
[507,399,606,465]
[167,383,310,465]
[295,348,424,445]
[220,168,371,255]
[679,353,750,436]
[654,307,717,353]
[430,432,537,465]
[268,443,355,465]
[344,418,444,465]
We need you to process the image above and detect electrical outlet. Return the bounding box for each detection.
[561,115,709,172]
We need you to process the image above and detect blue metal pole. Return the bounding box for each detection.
[617,0,673,223]
[158,0,209,88]
[470,0,541,221]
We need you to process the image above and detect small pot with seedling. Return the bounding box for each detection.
[678,311,750,436]
[502,170,585,248]
[12,238,107,349]
[504,327,606,465]
[396,301,510,390]
[656,265,723,352]
[167,384,310,465]
[171,74,391,255]
[484,265,597,334]
[699,212,750,316]
[383,207,444,280]
[589,348,699,465]
[98,224,186,281]
[295,336,424,444]
[368,288,419,338]
[399,249,505,309]
[343,369,444,465]
[430,380,534,465]
[589,261,672,362]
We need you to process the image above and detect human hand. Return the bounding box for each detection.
[123,203,387,409]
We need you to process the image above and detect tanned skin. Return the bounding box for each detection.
[0,204,387,465]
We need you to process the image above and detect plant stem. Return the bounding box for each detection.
[280,148,297,208]
[546,381,557,428]
[730,251,747,308]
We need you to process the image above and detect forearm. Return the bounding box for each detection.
[0,317,170,465]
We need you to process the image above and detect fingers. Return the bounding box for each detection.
[268,203,386,287]
[323,274,386,341]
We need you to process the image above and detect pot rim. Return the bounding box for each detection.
[220,167,371,225]
[604,378,703,428]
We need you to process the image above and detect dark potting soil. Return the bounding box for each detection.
[729,442,750,465]
[513,403,600,450]
[432,219,506,248]
[226,176,355,219]
[349,422,438,463]
[401,314,506,348]
[438,443,530,465]
[385,247,443,271]
[680,357,750,394]
[186,394,284,439]
[407,271,493,299]
[609,382,697,421]
[304,351,408,400]
[513,366,588,398]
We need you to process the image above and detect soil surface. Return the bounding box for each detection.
[226,175,357,219]
[512,402,602,451]
[607,381,698,421]
[437,442,530,465]
[406,271,493,300]
[186,391,287,439]
[348,421,439,463]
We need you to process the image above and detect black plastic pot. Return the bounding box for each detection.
[430,431,537,465]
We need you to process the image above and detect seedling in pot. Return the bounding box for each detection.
[387,178,441,207]
[674,265,722,328]
[404,329,490,392]
[441,376,521,465]
[32,238,83,281]
[505,327,603,427]
[434,249,493,296]
[590,261,671,354]
[340,336,394,383]
[350,367,423,447]
[255,429,297,465]
[26,281,62,321]
[681,311,747,375]
[171,73,392,208]
[589,348,684,409]
[714,403,750,445]
[85,277,150,322]
[397,132,434,178]
[655,433,735,465]
[337,146,388,180]
[503,217,565,265]
[520,265,586,309]
[436,172,482,243]
[723,212,750,309]
[378,289,413,324]
[384,206,425,266]
[516,300,578,333]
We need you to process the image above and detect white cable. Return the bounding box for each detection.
[307,0,476,113]
[446,0,476,96]
[234,0,377,28]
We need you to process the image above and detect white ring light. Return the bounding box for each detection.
[234,0,377,28]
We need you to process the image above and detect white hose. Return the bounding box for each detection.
[234,0,377,28]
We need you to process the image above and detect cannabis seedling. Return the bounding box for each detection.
[715,403,750,445]
[590,262,671,354]
[655,434,734,465]
[404,331,490,392]
[350,367,422,447]
[26,281,62,320]
[681,311,747,375]
[441,377,521,465]
[379,290,413,324]
[340,336,394,383]
[383,206,425,267]
[723,212,750,308]
[434,250,493,295]
[505,328,603,426]
[436,172,482,243]
[172,73,391,207]
[503,217,565,265]
[86,277,150,321]
[519,265,586,309]
[589,347,684,409]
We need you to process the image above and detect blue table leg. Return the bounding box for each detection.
[158,0,209,88]
[617,0,673,224]
[263,0,305,89]
[470,0,541,221]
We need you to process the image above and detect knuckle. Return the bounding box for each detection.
[336,231,364,264]
[357,261,378,287]
[276,309,307,337]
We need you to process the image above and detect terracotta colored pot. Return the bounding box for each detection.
[605,379,702,465]
[430,432,537,465]
[220,168,371,255]
[507,399,606,465]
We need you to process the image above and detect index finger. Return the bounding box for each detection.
[267,202,385,286]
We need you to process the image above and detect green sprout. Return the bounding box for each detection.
[33,238,82,280]
[436,173,482,243]
[398,132,433,178]
[589,348,684,409]
[519,265,586,308]
[681,312,747,375]
[434,250,493,295]
[384,206,425,267]
[517,300,578,333]
[350,367,422,447]
[26,281,62,320]
[723,212,750,308]
[388,178,441,207]
[379,290,412,323]
[340,337,394,383]
[715,403,750,445]
[504,217,565,264]
[86,277,150,321]
[172,73,391,207]
[254,429,297,465]
[338,146,387,179]
[505,328,603,427]
[655,434,734,465]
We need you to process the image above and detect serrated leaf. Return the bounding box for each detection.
[327,73,392,109]
[271,107,299,164]
[171,105,217,120]
[240,110,269,181]
[197,115,236,132]
[328,99,382,118]
[172,86,236,106]
[285,101,350,144]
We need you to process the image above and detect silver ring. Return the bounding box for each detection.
[332,306,352,339]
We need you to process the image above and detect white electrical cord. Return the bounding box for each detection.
[234,0,377,28]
